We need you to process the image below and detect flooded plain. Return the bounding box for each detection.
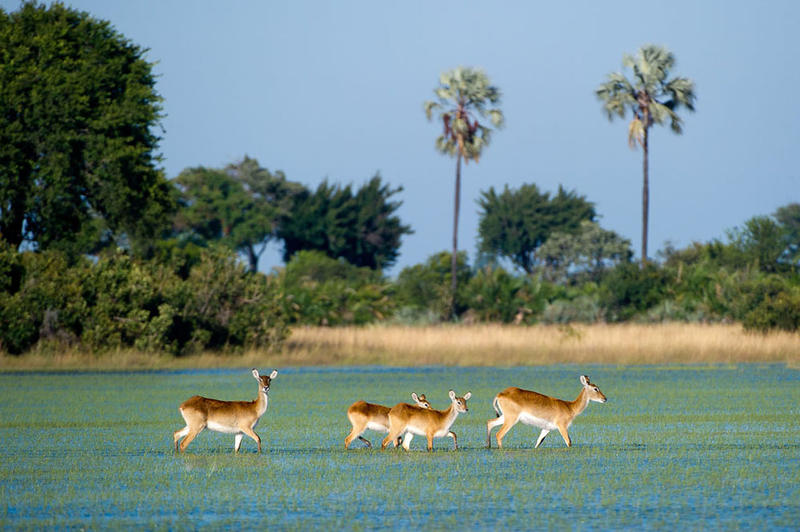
[0,365,798,529]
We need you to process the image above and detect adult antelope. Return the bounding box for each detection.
[173,368,278,453]
[345,393,431,449]
[487,375,606,449]
[381,390,471,451]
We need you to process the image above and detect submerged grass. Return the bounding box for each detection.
[0,365,798,529]
[2,323,799,371]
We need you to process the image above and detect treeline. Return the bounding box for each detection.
[2,200,799,355]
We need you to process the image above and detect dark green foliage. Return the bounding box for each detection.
[0,2,174,256]
[174,157,302,271]
[0,246,288,355]
[477,184,596,273]
[278,174,412,270]
[278,250,395,325]
[463,266,546,323]
[394,251,472,321]
[178,246,288,351]
[0,246,87,353]
[600,262,670,322]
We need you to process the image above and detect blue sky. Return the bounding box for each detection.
[5,0,799,274]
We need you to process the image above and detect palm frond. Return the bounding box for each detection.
[628,117,644,149]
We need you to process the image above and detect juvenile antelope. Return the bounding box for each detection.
[487,375,606,449]
[345,393,431,449]
[173,368,278,453]
[381,390,471,451]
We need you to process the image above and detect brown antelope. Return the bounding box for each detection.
[173,368,278,453]
[487,375,606,449]
[345,393,431,449]
[381,390,471,451]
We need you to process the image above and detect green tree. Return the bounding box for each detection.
[774,203,800,267]
[726,216,789,274]
[175,157,300,272]
[477,184,596,273]
[537,220,632,284]
[277,174,411,270]
[596,45,696,265]
[0,2,174,256]
[424,67,503,317]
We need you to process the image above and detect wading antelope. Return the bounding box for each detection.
[382,390,471,451]
[173,368,278,453]
[487,375,606,449]
[345,393,431,449]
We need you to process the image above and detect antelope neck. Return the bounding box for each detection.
[567,388,589,417]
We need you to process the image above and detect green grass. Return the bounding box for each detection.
[0,365,798,529]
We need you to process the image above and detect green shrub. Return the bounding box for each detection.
[0,250,87,354]
[600,262,669,322]
[0,246,288,355]
[394,251,472,320]
[463,265,544,323]
[278,250,394,325]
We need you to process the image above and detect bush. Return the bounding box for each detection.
[600,262,669,322]
[278,250,394,325]
[394,251,472,321]
[540,295,603,324]
[0,246,288,355]
[463,266,544,323]
[0,249,88,353]
[743,287,800,332]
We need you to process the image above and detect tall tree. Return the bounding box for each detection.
[424,67,503,318]
[596,45,696,265]
[277,174,412,270]
[174,157,300,272]
[477,183,595,273]
[0,2,174,256]
[224,156,303,271]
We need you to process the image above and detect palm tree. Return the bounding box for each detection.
[596,45,696,265]
[425,67,503,318]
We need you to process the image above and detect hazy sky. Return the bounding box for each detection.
[5,0,799,274]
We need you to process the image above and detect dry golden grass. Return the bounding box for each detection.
[281,323,800,366]
[4,323,796,371]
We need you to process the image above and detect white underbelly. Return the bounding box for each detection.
[207,420,242,434]
[366,421,389,432]
[406,425,449,438]
[518,413,557,431]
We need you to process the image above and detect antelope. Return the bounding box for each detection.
[345,393,432,449]
[487,375,606,449]
[381,390,472,451]
[173,368,278,453]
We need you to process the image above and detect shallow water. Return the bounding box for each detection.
[0,365,798,529]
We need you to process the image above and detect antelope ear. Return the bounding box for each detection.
[411,392,419,402]
[448,390,456,400]
[269,369,278,379]
[252,369,260,380]
[463,392,472,401]
[580,375,589,386]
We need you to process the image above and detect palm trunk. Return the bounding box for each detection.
[450,154,462,320]
[641,126,649,266]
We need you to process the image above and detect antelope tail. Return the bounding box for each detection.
[492,395,502,418]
